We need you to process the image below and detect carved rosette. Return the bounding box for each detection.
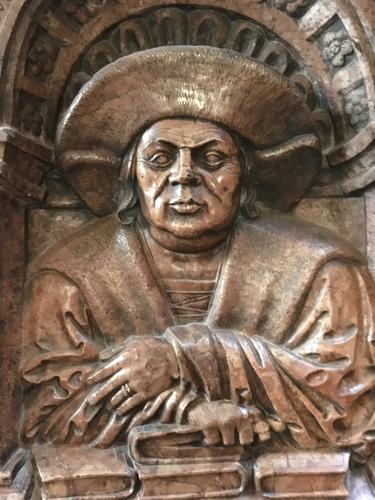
[271,0,314,16]
[0,0,373,204]
[321,29,353,67]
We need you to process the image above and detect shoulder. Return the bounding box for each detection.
[23,269,81,313]
[28,216,137,276]
[235,211,366,266]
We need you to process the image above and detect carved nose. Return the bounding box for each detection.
[171,168,200,186]
[170,149,200,186]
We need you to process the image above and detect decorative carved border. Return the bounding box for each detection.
[0,0,373,205]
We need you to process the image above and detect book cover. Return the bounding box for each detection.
[129,423,244,465]
[138,461,249,499]
[254,450,350,498]
[32,444,137,499]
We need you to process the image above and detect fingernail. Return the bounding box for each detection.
[269,420,286,433]
[254,421,269,434]
[259,431,271,442]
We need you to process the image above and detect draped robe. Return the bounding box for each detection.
[21,213,375,456]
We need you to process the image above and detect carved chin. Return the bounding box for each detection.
[153,212,237,239]
[166,222,210,239]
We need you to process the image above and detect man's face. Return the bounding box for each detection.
[135,119,242,239]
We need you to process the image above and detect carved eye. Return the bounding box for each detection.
[203,152,224,168]
[149,152,174,168]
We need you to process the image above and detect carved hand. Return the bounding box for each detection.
[187,400,273,446]
[87,337,179,414]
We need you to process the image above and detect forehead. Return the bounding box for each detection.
[139,118,237,149]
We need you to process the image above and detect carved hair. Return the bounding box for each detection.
[117,129,259,225]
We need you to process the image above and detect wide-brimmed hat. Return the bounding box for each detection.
[56,46,321,216]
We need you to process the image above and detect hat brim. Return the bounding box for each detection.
[56,46,321,215]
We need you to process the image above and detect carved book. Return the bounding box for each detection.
[254,451,350,498]
[129,424,244,464]
[138,462,249,499]
[32,445,136,499]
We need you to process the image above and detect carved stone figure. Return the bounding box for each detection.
[21,46,375,498]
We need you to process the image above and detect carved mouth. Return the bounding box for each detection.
[170,199,203,214]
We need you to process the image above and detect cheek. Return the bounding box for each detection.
[136,164,166,202]
[136,164,152,191]
[210,169,241,202]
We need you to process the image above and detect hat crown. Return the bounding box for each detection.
[56,46,321,215]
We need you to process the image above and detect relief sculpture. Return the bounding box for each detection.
[20,46,375,498]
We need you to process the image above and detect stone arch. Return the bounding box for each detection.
[0,0,374,201]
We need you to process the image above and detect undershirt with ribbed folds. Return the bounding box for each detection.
[139,226,226,324]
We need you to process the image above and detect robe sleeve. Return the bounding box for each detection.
[21,270,196,447]
[165,260,375,457]
[21,270,111,445]
[267,260,375,455]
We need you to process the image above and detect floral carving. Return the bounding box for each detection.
[20,103,44,136]
[273,0,312,15]
[344,92,369,127]
[26,37,59,83]
[62,0,108,26]
[59,6,331,149]
[322,30,353,67]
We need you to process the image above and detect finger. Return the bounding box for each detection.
[116,392,148,415]
[99,340,130,361]
[160,386,185,423]
[176,388,198,424]
[89,369,129,405]
[268,418,286,433]
[239,420,254,445]
[141,389,173,421]
[203,428,221,446]
[220,424,236,446]
[254,420,271,442]
[247,406,262,423]
[128,390,173,431]
[258,430,271,442]
[88,369,129,405]
[109,386,130,408]
[91,412,132,448]
[88,354,131,384]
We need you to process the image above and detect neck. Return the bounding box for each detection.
[141,220,230,253]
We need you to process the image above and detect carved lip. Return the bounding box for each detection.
[169,199,203,214]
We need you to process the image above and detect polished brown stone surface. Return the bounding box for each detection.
[20,49,375,497]
[0,2,374,499]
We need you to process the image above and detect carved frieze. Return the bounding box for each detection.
[61,7,326,133]
[54,0,109,30]
[0,0,372,205]
[272,0,314,16]
[344,85,370,128]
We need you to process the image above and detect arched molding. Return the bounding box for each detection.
[0,0,373,200]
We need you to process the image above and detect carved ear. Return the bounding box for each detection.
[58,150,121,216]
[254,135,321,212]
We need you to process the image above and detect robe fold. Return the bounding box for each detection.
[22,214,375,455]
